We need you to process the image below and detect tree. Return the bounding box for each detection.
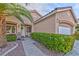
[0,3,32,47]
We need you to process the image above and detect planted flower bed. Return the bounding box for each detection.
[31,32,75,53]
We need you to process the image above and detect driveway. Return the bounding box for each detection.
[22,37,46,56]
[65,40,79,56]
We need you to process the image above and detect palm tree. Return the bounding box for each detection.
[0,3,32,47]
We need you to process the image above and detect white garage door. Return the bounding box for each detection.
[59,26,71,35]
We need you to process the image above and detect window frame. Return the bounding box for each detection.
[58,26,71,35]
[6,24,16,34]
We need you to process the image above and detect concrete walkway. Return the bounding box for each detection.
[6,41,25,56]
[65,40,79,56]
[22,38,46,56]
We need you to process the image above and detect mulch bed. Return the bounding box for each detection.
[33,41,64,56]
[0,42,17,55]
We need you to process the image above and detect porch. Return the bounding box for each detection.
[5,21,32,37]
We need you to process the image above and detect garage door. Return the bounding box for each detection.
[59,26,71,35]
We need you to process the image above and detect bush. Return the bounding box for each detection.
[31,32,75,53]
[6,34,17,42]
[74,32,79,40]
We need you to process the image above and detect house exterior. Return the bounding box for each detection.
[5,7,77,37]
[5,10,41,37]
[33,7,77,35]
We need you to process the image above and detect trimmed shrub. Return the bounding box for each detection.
[74,32,79,40]
[6,34,17,42]
[31,32,75,53]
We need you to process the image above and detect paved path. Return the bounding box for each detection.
[65,40,79,56]
[6,41,25,56]
[22,38,46,56]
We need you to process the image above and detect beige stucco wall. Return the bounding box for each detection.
[5,9,76,35]
[33,9,76,34]
[31,10,41,21]
[6,16,22,34]
[33,14,56,33]
[55,10,76,34]
[6,16,30,37]
[57,10,75,25]
[5,10,42,36]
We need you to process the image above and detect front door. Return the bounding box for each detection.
[26,26,31,36]
[21,26,26,37]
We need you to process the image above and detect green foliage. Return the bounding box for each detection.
[74,23,79,40]
[6,34,17,42]
[74,32,79,40]
[0,3,33,23]
[31,32,75,53]
[75,24,79,32]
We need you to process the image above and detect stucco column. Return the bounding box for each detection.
[0,15,7,47]
[73,25,76,34]
[32,23,34,32]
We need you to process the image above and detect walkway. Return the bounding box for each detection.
[65,40,79,56]
[22,37,46,56]
[6,41,25,56]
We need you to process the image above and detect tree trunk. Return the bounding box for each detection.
[0,15,7,48]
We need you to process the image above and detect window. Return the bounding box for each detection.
[61,12,68,17]
[59,12,70,19]
[59,26,71,35]
[6,26,11,33]
[6,25,16,34]
[12,26,16,33]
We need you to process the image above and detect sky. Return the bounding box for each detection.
[23,3,79,18]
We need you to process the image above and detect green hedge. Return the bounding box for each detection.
[74,32,79,40]
[6,34,17,42]
[31,32,75,53]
